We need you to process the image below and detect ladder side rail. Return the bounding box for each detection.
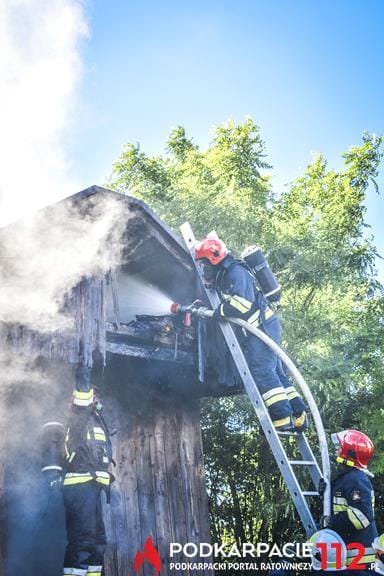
[296,434,324,489]
[228,317,331,519]
[180,223,318,535]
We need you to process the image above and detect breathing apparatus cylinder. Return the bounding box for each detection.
[41,421,65,474]
[241,245,281,302]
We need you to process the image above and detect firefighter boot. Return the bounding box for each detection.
[293,411,308,433]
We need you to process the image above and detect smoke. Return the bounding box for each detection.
[0,2,129,564]
[112,275,173,321]
[0,192,127,408]
[0,195,126,331]
[0,0,88,226]
[0,193,128,568]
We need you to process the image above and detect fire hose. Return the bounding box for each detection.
[170,302,332,519]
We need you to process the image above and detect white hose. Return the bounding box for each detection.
[198,308,331,518]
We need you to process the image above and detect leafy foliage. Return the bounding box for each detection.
[109,120,384,540]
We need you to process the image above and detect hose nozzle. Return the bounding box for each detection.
[170,302,186,314]
[170,301,214,319]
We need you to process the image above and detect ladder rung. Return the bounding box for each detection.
[289,460,315,466]
[277,430,297,436]
[302,491,320,497]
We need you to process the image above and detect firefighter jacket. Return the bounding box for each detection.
[63,401,113,488]
[330,466,377,568]
[215,255,275,327]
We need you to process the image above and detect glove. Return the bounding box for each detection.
[318,478,327,495]
[191,299,204,308]
[212,305,223,320]
[44,469,62,490]
[320,515,331,529]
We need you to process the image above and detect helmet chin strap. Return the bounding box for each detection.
[336,456,374,477]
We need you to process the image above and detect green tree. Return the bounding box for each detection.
[109,120,384,541]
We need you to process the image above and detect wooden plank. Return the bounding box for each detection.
[164,408,191,576]
[179,403,214,576]
[103,391,211,576]
[136,418,157,576]
[104,398,142,576]
[150,411,173,576]
[106,342,194,365]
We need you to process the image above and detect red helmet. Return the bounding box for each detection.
[194,233,228,265]
[331,429,374,470]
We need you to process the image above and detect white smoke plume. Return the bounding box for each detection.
[0,193,128,558]
[0,0,88,226]
[0,3,131,559]
[0,194,127,332]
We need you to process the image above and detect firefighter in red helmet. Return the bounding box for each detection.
[194,232,307,432]
[329,429,377,574]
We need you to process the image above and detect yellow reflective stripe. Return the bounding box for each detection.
[96,477,110,486]
[64,472,110,486]
[87,573,102,576]
[86,431,105,441]
[347,507,365,530]
[347,546,374,558]
[73,389,94,400]
[247,310,260,325]
[378,534,384,549]
[72,388,94,406]
[221,293,252,313]
[219,303,225,317]
[265,393,289,407]
[353,507,370,528]
[228,297,250,314]
[335,503,371,530]
[287,390,299,400]
[64,474,93,486]
[264,308,274,320]
[263,387,288,407]
[333,504,348,513]
[333,497,348,505]
[346,554,375,565]
[336,456,356,467]
[68,451,76,463]
[93,427,106,441]
[232,295,252,309]
[273,416,291,428]
[263,386,285,401]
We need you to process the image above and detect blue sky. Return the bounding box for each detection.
[68,0,384,270]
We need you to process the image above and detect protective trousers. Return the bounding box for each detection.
[63,482,106,576]
[243,316,306,428]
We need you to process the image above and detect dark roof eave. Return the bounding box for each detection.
[71,185,191,262]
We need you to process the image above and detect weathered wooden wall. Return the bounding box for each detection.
[103,381,213,576]
[0,276,107,368]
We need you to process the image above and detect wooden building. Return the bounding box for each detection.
[0,187,240,576]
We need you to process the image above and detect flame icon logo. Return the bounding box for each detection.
[133,535,162,575]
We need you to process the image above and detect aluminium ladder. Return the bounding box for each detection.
[180,222,331,537]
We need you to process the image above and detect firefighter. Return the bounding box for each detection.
[194,233,307,432]
[59,384,113,576]
[41,362,112,576]
[328,429,377,574]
